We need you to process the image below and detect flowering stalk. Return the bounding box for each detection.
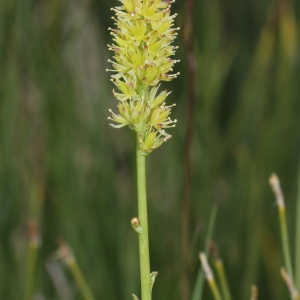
[136,148,151,299]
[200,252,223,300]
[269,174,294,281]
[55,240,95,300]
[107,0,179,299]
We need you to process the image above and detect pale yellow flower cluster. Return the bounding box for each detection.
[107,0,179,155]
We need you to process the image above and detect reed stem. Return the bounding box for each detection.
[57,241,94,300]
[23,221,39,300]
[279,206,294,280]
[295,160,300,291]
[214,258,232,300]
[68,260,95,300]
[200,252,222,300]
[191,205,218,300]
[269,174,294,279]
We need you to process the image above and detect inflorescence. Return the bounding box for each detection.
[107,0,180,155]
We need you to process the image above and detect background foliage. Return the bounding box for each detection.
[0,0,300,299]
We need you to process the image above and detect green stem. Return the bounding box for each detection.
[214,259,232,300]
[191,205,218,300]
[270,174,294,284]
[208,279,223,300]
[279,206,294,282]
[24,240,39,300]
[136,136,151,300]
[200,252,222,300]
[295,159,300,291]
[68,260,95,300]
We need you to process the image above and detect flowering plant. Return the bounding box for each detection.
[107,1,179,299]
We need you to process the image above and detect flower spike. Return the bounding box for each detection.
[108,0,179,155]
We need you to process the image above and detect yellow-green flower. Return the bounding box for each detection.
[107,0,179,155]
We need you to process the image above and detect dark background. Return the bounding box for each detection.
[0,0,300,299]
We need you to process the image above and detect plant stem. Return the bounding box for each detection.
[279,205,294,282]
[24,245,37,300]
[191,205,218,300]
[58,241,94,300]
[136,136,151,300]
[295,159,300,291]
[269,174,294,280]
[200,252,222,300]
[214,258,232,300]
[24,222,39,300]
[209,279,223,300]
[68,259,95,300]
[281,268,300,300]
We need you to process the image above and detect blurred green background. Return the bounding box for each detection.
[0,0,300,299]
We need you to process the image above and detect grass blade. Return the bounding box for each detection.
[191,205,218,300]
